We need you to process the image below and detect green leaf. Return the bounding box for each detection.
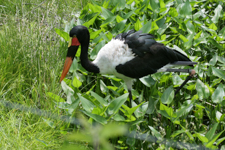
[101,16,116,26]
[186,21,195,34]
[101,7,114,19]
[72,76,82,88]
[90,30,102,39]
[206,130,225,148]
[47,92,65,102]
[55,28,70,42]
[209,23,217,31]
[122,9,136,19]
[140,20,152,33]
[61,81,74,95]
[146,97,158,114]
[172,74,184,86]
[179,34,189,42]
[133,101,148,118]
[193,132,208,143]
[82,110,107,125]
[100,123,127,139]
[139,75,155,87]
[83,13,99,28]
[159,102,175,119]
[90,91,108,106]
[134,19,142,31]
[177,0,192,18]
[161,86,174,105]
[205,123,219,141]
[149,126,162,139]
[196,79,210,99]
[212,84,224,103]
[212,4,222,24]
[212,67,225,81]
[78,94,95,112]
[116,15,124,23]
[171,130,186,138]
[107,93,129,115]
[149,0,160,13]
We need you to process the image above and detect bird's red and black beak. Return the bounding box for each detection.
[60,36,80,82]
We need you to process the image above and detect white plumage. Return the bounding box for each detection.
[93,39,134,76]
[93,39,135,90]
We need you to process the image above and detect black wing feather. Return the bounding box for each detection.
[116,43,192,78]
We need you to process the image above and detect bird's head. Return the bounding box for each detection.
[60,25,89,82]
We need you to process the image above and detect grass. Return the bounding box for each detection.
[0,0,90,149]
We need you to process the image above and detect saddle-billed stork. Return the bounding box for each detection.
[60,25,196,107]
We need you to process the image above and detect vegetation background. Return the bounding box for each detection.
[0,0,225,149]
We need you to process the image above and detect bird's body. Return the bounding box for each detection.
[60,25,196,107]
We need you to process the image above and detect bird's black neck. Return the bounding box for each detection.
[80,44,100,73]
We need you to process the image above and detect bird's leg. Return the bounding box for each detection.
[128,90,133,108]
[175,69,196,95]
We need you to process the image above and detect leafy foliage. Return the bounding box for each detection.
[53,0,225,149]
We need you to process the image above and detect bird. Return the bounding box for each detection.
[60,25,196,107]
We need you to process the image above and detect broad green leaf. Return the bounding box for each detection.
[116,0,126,9]
[169,7,178,17]
[171,130,186,138]
[61,81,74,95]
[186,21,195,34]
[161,86,174,105]
[193,132,208,143]
[139,75,155,87]
[140,20,152,33]
[122,9,136,19]
[175,103,193,120]
[112,20,126,33]
[149,0,160,13]
[216,111,222,121]
[146,97,158,114]
[113,114,125,121]
[209,55,218,66]
[55,28,70,42]
[149,126,162,139]
[216,137,225,146]
[212,67,225,81]
[100,123,127,139]
[90,30,102,39]
[179,34,189,42]
[116,15,124,23]
[47,92,65,102]
[101,16,116,26]
[83,13,99,28]
[101,7,114,19]
[90,91,108,106]
[211,84,224,103]
[82,110,107,125]
[78,94,95,112]
[72,77,82,88]
[206,130,225,148]
[134,19,142,31]
[177,0,192,18]
[212,4,222,24]
[205,123,219,141]
[122,101,145,116]
[172,74,184,86]
[107,93,129,115]
[133,101,148,118]
[209,23,217,31]
[159,102,175,118]
[196,79,210,99]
